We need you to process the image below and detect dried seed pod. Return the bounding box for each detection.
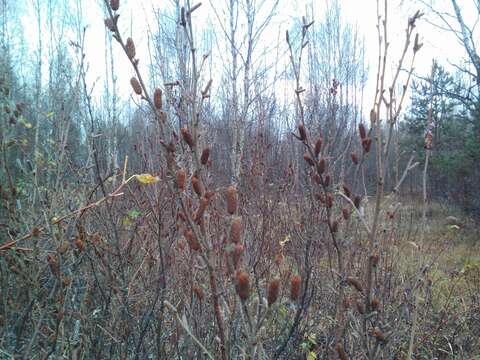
[230,217,242,244]
[231,244,244,269]
[290,275,301,301]
[371,298,380,310]
[191,176,203,196]
[324,174,331,187]
[236,271,250,301]
[313,174,321,185]
[298,123,307,141]
[303,154,315,166]
[351,152,359,165]
[342,207,350,220]
[126,37,136,59]
[200,147,210,165]
[358,123,366,140]
[176,169,186,191]
[267,279,280,306]
[314,137,323,156]
[318,158,326,174]
[9,116,16,125]
[335,343,349,360]
[181,127,194,149]
[192,284,205,301]
[154,88,162,109]
[346,276,363,293]
[353,196,361,209]
[110,0,119,11]
[130,77,142,95]
[225,186,238,214]
[326,194,333,208]
[104,18,115,31]
[372,327,385,342]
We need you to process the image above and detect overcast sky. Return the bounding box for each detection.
[20,0,477,117]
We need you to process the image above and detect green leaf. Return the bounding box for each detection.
[128,209,141,218]
[307,351,317,360]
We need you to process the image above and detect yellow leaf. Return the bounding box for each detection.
[135,174,159,185]
[280,234,291,247]
[408,241,419,250]
[307,351,317,360]
[24,122,32,129]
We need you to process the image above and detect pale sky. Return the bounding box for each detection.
[20,0,477,118]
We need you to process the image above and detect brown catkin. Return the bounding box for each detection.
[75,237,85,252]
[346,276,363,292]
[370,109,376,123]
[130,77,142,95]
[353,195,361,209]
[370,254,379,267]
[342,207,350,220]
[192,284,205,301]
[313,174,321,185]
[351,152,359,165]
[303,154,315,166]
[154,88,162,109]
[336,343,349,360]
[184,229,200,251]
[191,176,203,196]
[362,138,372,153]
[200,148,210,165]
[181,127,194,148]
[324,174,331,187]
[176,169,186,191]
[355,298,365,314]
[318,158,326,174]
[231,244,244,269]
[230,217,242,244]
[371,298,380,310]
[267,279,280,306]
[326,193,333,208]
[225,186,238,214]
[126,37,136,59]
[331,220,339,233]
[290,275,301,301]
[110,0,119,11]
[359,123,366,139]
[47,254,60,276]
[314,137,323,156]
[195,197,209,223]
[298,123,307,141]
[236,271,250,301]
[104,18,115,32]
[372,328,385,342]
